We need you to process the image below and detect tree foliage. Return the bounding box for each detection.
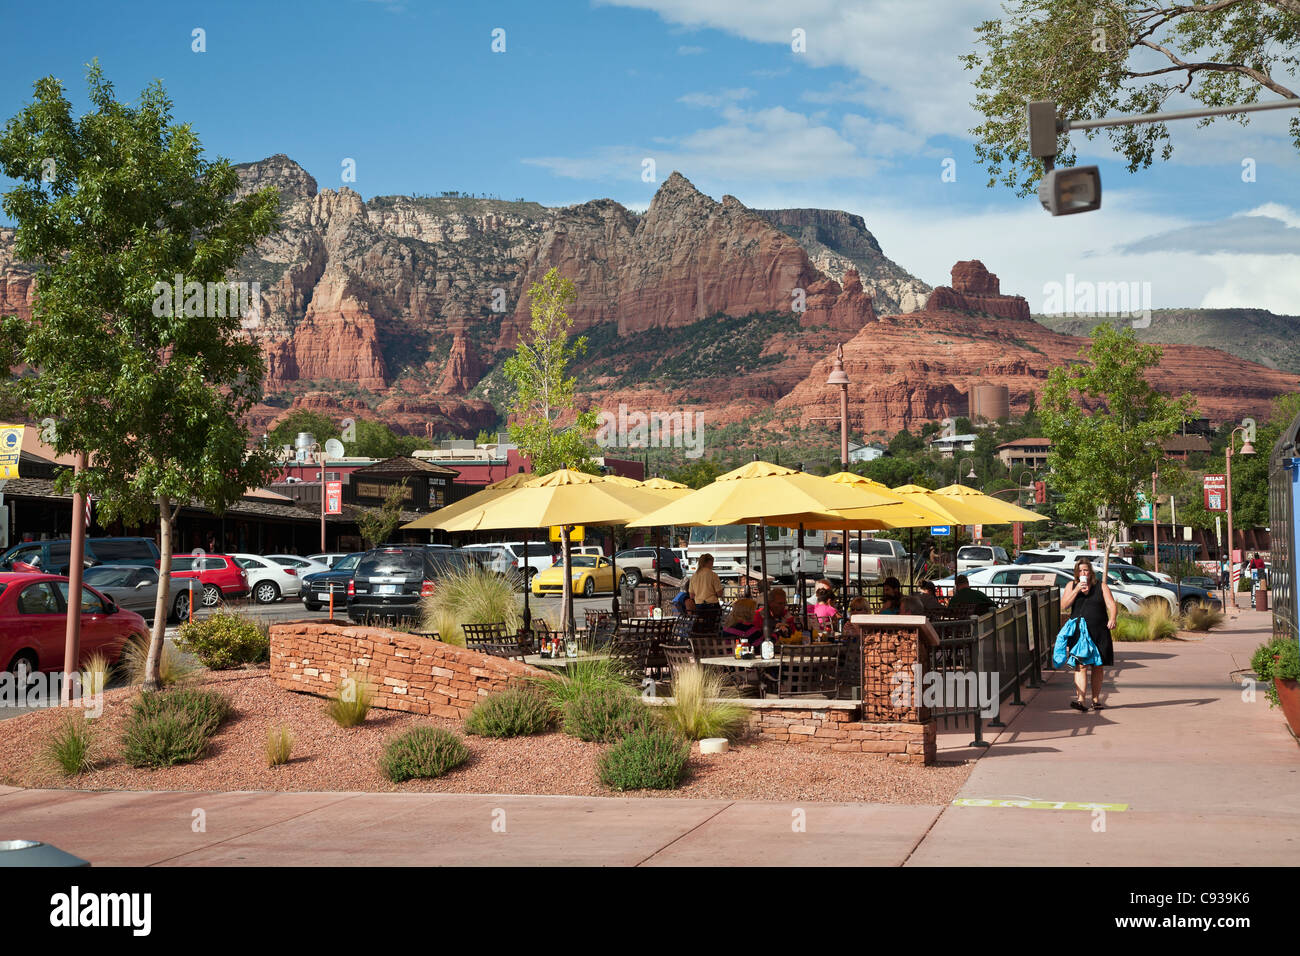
[356,483,408,547]
[1040,325,1197,561]
[0,63,280,689]
[502,268,598,474]
[963,0,1300,195]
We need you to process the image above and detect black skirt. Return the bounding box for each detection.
[1069,585,1114,666]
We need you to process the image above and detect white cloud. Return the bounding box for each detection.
[678,45,706,55]
[677,87,754,108]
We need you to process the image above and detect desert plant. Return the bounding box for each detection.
[43,713,97,776]
[326,673,374,728]
[1251,637,1300,709]
[120,631,196,687]
[598,724,691,791]
[174,612,270,670]
[122,687,232,768]
[379,726,470,782]
[662,665,748,741]
[265,725,294,767]
[79,651,112,702]
[561,686,656,743]
[464,686,555,738]
[1181,602,1226,633]
[532,656,637,712]
[1114,602,1179,642]
[420,563,522,646]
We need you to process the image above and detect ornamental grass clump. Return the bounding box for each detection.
[561,686,656,743]
[662,664,747,741]
[42,713,98,777]
[465,686,555,738]
[265,725,294,767]
[420,564,521,647]
[326,673,374,728]
[1181,601,1226,632]
[79,651,112,702]
[122,687,231,768]
[533,656,637,712]
[174,612,269,669]
[120,631,196,687]
[1114,602,1179,642]
[379,726,469,782]
[598,725,691,791]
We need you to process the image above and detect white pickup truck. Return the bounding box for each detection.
[823,537,910,585]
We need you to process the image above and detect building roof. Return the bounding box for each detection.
[929,433,977,444]
[997,437,1052,450]
[349,456,460,478]
[1162,435,1211,453]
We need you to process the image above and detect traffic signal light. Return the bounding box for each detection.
[1034,480,1047,504]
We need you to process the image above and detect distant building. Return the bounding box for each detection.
[848,440,885,463]
[928,433,977,458]
[996,437,1052,470]
[1161,434,1211,461]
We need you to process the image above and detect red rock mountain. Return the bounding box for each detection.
[1,156,1296,441]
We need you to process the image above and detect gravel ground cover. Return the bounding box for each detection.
[0,669,973,803]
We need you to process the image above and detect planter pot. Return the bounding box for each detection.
[1276,678,1300,739]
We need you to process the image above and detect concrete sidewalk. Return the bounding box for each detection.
[1,609,1295,866]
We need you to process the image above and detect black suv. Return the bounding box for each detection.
[347,546,479,624]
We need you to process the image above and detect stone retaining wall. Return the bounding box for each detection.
[269,620,546,719]
[746,705,936,764]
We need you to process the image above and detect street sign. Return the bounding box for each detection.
[549,525,585,543]
[1136,491,1152,521]
[0,424,23,479]
[973,524,983,540]
[931,526,951,537]
[325,481,343,515]
[1203,474,1227,511]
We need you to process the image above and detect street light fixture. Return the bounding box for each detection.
[1224,425,1255,609]
[957,457,976,485]
[826,344,850,470]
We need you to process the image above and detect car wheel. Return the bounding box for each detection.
[583,576,595,597]
[624,569,642,588]
[6,651,37,689]
[254,581,280,604]
[618,573,628,590]
[201,584,222,608]
[173,591,194,621]
[1180,596,1199,614]
[304,601,322,612]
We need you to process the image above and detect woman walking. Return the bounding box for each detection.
[1059,558,1117,712]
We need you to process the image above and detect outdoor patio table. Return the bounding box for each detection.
[699,654,780,697]
[523,652,610,671]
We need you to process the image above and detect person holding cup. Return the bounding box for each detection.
[1060,558,1117,712]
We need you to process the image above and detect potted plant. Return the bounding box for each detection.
[1251,636,1300,737]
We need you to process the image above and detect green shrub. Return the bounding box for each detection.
[663,665,748,741]
[326,673,374,728]
[1114,602,1179,642]
[532,656,637,712]
[598,725,691,791]
[43,713,97,776]
[1181,602,1226,632]
[421,564,522,647]
[175,613,270,669]
[122,687,232,768]
[1251,637,1300,708]
[465,687,555,738]
[380,726,470,782]
[562,687,655,743]
[266,725,294,767]
[120,632,196,687]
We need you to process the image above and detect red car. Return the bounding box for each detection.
[166,553,250,608]
[1,572,147,678]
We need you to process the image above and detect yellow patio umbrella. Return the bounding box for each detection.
[891,483,994,526]
[642,477,689,491]
[931,483,1048,523]
[601,473,645,487]
[401,470,534,531]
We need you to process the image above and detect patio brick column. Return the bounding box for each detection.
[851,614,937,763]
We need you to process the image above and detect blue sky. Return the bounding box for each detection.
[3,0,1299,312]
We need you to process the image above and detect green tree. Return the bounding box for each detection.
[962,1,1300,195]
[1041,325,1197,569]
[267,411,340,453]
[663,457,722,489]
[888,429,923,456]
[503,267,598,475]
[356,483,408,547]
[0,64,280,690]
[1227,390,1300,530]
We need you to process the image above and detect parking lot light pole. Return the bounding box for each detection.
[1225,426,1256,609]
[826,347,851,604]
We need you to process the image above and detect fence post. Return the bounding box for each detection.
[1025,593,1041,687]
[1009,604,1025,706]
[985,613,1007,730]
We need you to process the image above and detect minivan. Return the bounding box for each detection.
[0,537,160,575]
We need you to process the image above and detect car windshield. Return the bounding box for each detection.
[84,567,137,587]
[357,551,424,576]
[334,554,362,572]
[570,556,598,568]
[233,557,263,570]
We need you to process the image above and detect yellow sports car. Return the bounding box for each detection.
[531,554,626,597]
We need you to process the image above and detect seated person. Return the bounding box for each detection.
[764,587,796,639]
[721,598,762,643]
[900,595,942,647]
[879,576,903,614]
[948,574,996,613]
[841,596,871,640]
[916,580,943,612]
[810,584,838,628]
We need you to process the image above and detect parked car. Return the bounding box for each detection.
[301,552,364,611]
[956,544,1010,573]
[1179,575,1220,591]
[307,552,351,569]
[571,544,606,558]
[671,547,691,575]
[931,564,1147,612]
[461,544,519,578]
[613,547,682,586]
[2,572,146,678]
[823,537,909,585]
[82,564,199,623]
[1106,564,1221,613]
[496,541,555,582]
[264,554,330,576]
[347,547,477,624]
[167,553,250,608]
[532,553,627,597]
[0,536,160,575]
[230,553,303,604]
[1013,549,1173,583]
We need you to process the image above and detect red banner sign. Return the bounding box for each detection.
[1203,474,1227,512]
[325,481,343,515]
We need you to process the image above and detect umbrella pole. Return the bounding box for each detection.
[760,520,771,643]
[842,527,850,609]
[522,527,532,634]
[857,530,863,599]
[562,524,575,641]
[655,526,662,610]
[909,526,915,590]
[611,526,620,623]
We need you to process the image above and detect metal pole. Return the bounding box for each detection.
[760,520,771,643]
[1152,470,1159,575]
[798,522,807,631]
[61,451,88,704]
[1226,437,1237,609]
[1065,97,1300,132]
[612,525,622,623]
[522,527,532,633]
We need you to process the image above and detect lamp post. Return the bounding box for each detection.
[1225,425,1256,609]
[826,346,851,605]
[957,457,977,486]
